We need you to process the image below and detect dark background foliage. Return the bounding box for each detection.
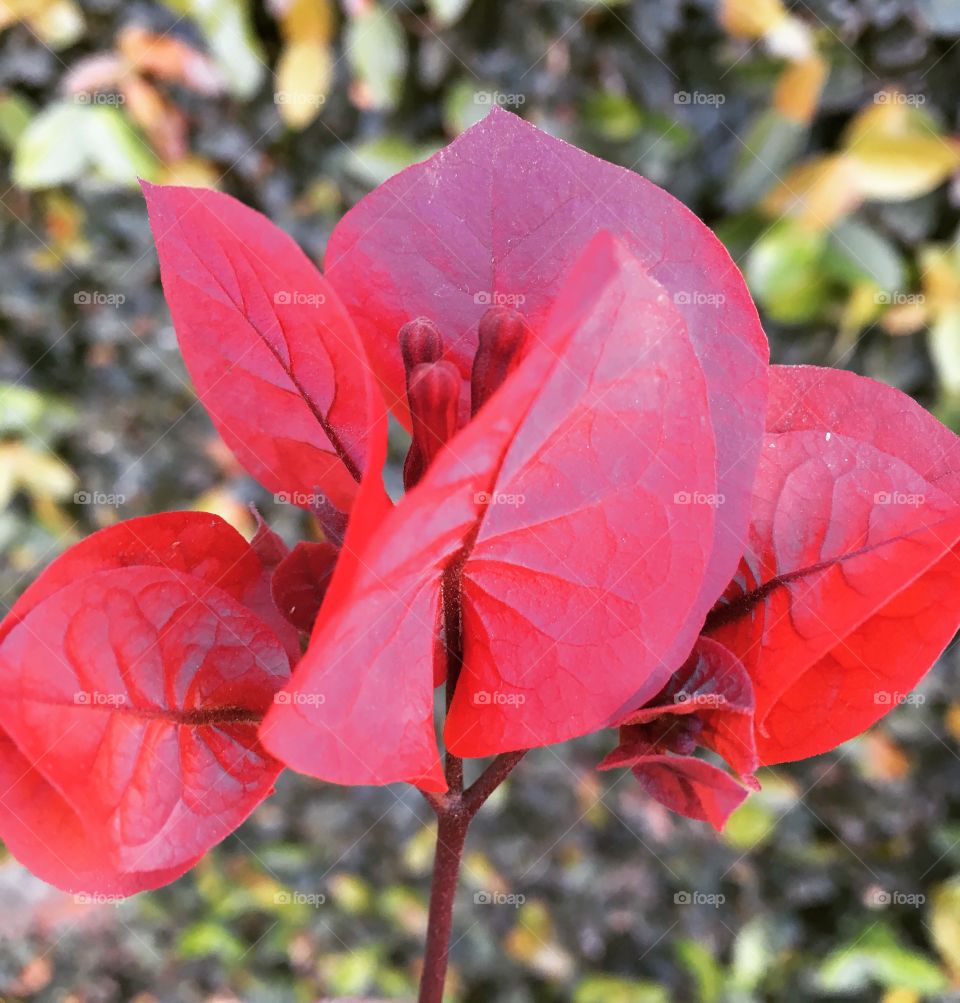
[3,0,960,1000]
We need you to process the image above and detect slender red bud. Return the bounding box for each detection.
[470,306,530,415]
[404,361,461,490]
[399,317,444,380]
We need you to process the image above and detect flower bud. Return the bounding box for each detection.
[470,306,530,415]
[404,360,462,489]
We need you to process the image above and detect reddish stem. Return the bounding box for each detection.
[417,750,526,1002]
[418,538,527,999]
[464,750,526,814]
[418,803,470,1003]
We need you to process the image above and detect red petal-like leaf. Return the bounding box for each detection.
[619,637,757,776]
[596,731,659,770]
[0,732,200,895]
[446,236,717,756]
[0,510,298,661]
[630,755,750,831]
[262,232,719,783]
[0,567,289,893]
[250,506,290,569]
[271,540,340,632]
[325,108,768,629]
[258,396,442,789]
[143,182,380,513]
[707,365,960,765]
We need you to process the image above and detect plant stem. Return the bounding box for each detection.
[418,558,527,999]
[418,805,470,1003]
[417,750,526,1001]
[463,750,526,814]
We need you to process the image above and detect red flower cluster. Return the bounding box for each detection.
[3,110,958,894]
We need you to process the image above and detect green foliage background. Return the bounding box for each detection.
[3,1,960,1000]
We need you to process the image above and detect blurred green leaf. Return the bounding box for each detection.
[582,91,644,142]
[379,886,429,936]
[727,109,807,209]
[723,772,802,850]
[0,442,76,509]
[346,5,408,111]
[731,918,775,991]
[745,220,830,323]
[844,99,960,202]
[0,383,75,442]
[442,79,490,135]
[320,945,383,996]
[427,0,472,27]
[930,874,960,979]
[13,102,160,189]
[177,920,247,964]
[162,0,265,99]
[825,219,906,291]
[13,102,91,188]
[330,872,374,914]
[573,975,669,1003]
[0,93,33,149]
[928,308,960,395]
[340,136,440,189]
[816,925,947,995]
[676,940,724,1003]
